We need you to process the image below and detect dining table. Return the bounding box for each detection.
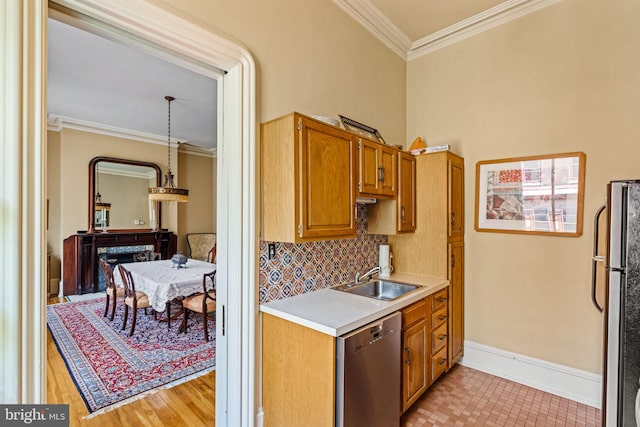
[114,258,217,327]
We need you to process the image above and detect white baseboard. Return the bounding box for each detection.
[256,407,264,427]
[459,340,602,408]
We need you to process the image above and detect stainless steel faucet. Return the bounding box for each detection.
[355,266,380,284]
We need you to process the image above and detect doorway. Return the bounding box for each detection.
[0,1,256,426]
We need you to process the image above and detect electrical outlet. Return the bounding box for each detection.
[268,243,276,260]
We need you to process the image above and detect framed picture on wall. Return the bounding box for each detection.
[475,152,586,237]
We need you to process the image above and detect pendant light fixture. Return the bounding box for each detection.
[148,95,189,202]
[95,166,112,211]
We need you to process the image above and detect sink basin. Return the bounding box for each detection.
[332,279,419,301]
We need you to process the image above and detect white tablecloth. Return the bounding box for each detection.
[114,259,216,312]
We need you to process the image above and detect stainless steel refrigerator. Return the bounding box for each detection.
[593,180,640,426]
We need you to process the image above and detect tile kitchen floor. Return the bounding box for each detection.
[401,364,600,427]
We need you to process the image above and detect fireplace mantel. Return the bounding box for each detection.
[63,230,177,295]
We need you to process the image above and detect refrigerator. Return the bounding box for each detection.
[593,180,640,426]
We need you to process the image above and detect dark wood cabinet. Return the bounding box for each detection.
[63,230,177,295]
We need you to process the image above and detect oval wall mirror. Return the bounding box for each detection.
[88,156,162,233]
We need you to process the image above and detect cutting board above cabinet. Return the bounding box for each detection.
[260,112,416,243]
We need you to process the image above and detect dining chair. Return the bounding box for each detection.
[186,233,216,261]
[118,264,152,336]
[99,258,124,321]
[207,245,217,263]
[179,271,216,341]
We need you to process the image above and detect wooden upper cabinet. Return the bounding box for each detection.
[367,151,416,235]
[300,118,357,239]
[261,113,357,242]
[379,145,397,195]
[358,138,396,198]
[448,155,464,240]
[397,152,416,233]
[359,139,380,195]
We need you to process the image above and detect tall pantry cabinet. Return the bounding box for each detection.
[389,151,465,368]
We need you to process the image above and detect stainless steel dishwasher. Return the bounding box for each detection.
[336,311,401,427]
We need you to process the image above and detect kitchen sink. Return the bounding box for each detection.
[332,279,419,301]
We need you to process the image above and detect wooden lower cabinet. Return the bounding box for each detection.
[262,288,452,422]
[262,313,336,426]
[448,240,464,366]
[401,299,429,412]
[431,347,448,380]
[401,287,450,414]
[430,287,449,384]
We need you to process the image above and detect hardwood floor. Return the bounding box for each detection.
[46,296,215,426]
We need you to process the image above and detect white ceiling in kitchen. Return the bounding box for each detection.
[47,1,560,150]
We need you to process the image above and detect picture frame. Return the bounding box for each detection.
[475,152,586,237]
[339,115,386,144]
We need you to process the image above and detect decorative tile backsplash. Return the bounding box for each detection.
[259,204,388,303]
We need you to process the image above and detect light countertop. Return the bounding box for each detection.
[259,273,449,337]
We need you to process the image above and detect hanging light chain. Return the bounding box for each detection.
[148,95,188,202]
[96,166,100,197]
[166,95,174,173]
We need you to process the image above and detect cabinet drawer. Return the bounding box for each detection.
[432,322,448,354]
[432,347,448,381]
[431,305,448,330]
[402,298,427,328]
[432,288,448,311]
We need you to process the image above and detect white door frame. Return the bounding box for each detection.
[0,1,257,425]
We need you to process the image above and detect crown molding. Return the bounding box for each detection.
[179,142,217,158]
[333,0,562,61]
[331,0,410,60]
[408,0,562,60]
[47,114,187,147]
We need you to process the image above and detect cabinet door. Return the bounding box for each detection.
[378,145,396,197]
[299,118,357,239]
[448,241,464,367]
[448,155,464,239]
[398,152,416,232]
[402,320,428,412]
[358,139,380,195]
[358,139,396,198]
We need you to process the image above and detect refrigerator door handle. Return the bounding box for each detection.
[592,204,606,313]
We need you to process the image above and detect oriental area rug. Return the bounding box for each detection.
[47,298,216,414]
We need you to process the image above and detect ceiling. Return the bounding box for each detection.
[47,1,554,150]
[47,18,219,151]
